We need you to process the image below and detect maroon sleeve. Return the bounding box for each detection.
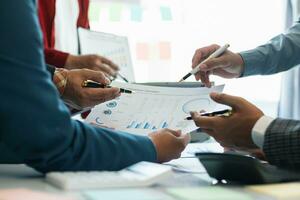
[38,0,69,67]
[77,0,90,29]
[44,48,69,68]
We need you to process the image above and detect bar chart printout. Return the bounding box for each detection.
[86,82,224,135]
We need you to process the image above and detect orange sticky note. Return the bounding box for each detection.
[136,43,149,60]
[159,42,171,60]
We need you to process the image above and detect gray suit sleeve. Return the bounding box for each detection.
[240,21,300,76]
[263,119,300,170]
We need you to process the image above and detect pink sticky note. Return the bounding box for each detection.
[159,42,171,60]
[0,189,74,200]
[136,43,149,60]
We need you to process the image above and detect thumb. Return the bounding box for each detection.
[210,92,243,110]
[181,133,191,146]
[83,69,111,85]
[168,129,182,137]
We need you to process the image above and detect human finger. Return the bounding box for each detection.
[210,92,244,110]
[190,111,218,129]
[82,69,111,85]
[99,56,120,71]
[192,44,220,68]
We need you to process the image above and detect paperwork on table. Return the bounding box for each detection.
[86,82,224,135]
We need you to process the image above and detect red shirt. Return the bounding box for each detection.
[38,0,90,67]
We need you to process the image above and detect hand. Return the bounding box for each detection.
[191,93,264,150]
[192,44,244,87]
[63,69,121,110]
[149,129,191,163]
[65,54,119,78]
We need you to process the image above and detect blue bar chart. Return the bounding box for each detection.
[126,121,168,130]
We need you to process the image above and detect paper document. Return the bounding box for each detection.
[78,28,135,82]
[86,82,224,135]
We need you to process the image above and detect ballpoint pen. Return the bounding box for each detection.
[179,44,230,82]
[82,80,133,94]
[117,72,129,83]
[185,109,232,120]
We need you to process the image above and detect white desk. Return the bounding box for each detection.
[0,159,273,199]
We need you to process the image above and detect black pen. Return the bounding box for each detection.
[82,80,133,94]
[185,109,232,120]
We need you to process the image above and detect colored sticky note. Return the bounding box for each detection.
[0,189,72,200]
[131,5,143,22]
[159,42,171,60]
[89,3,101,22]
[109,3,123,22]
[247,183,300,199]
[160,6,172,21]
[84,189,167,200]
[167,187,253,200]
[136,43,150,60]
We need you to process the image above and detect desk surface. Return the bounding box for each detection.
[0,162,273,200]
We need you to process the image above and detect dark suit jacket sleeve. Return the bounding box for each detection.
[263,119,300,170]
[0,0,156,173]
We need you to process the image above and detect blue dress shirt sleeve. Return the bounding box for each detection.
[0,0,156,173]
[240,20,300,76]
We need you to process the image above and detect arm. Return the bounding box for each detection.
[190,92,300,170]
[191,21,300,87]
[0,0,157,173]
[240,21,300,76]
[44,48,69,68]
[263,119,300,169]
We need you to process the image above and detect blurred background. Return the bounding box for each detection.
[88,0,285,117]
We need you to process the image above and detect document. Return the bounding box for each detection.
[78,28,135,82]
[86,82,224,135]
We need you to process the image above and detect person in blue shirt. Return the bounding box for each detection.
[189,20,300,169]
[0,0,190,173]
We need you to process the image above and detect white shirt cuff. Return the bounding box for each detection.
[251,116,275,148]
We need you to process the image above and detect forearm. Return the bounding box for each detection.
[44,48,69,68]
[240,22,300,76]
[263,119,300,170]
[0,0,156,173]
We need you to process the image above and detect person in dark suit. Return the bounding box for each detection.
[0,0,190,173]
[190,20,300,169]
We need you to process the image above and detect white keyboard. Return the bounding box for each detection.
[46,162,172,190]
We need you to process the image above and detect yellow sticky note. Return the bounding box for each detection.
[136,43,149,60]
[89,3,101,22]
[109,3,123,22]
[247,183,300,199]
[159,42,171,60]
